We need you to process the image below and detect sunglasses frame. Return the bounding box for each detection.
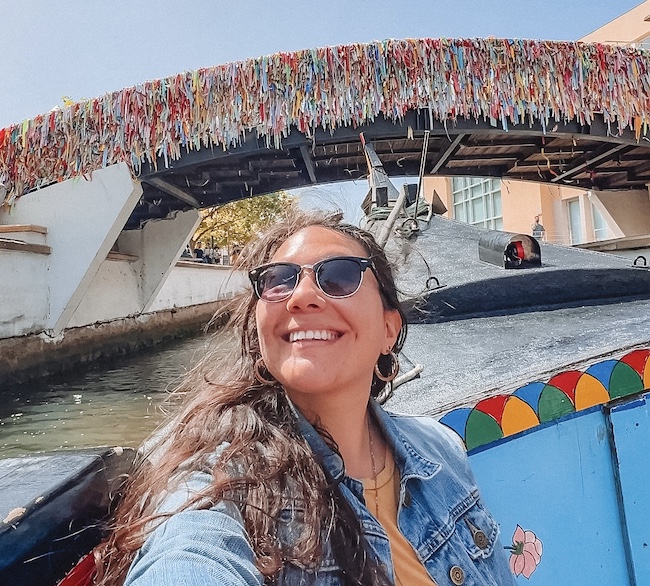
[249,255,377,302]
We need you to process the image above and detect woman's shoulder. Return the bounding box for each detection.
[383,410,468,464]
[153,442,232,515]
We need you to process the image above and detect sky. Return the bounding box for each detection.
[0,0,641,129]
[0,1,642,219]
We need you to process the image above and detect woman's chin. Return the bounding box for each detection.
[281,374,334,399]
[278,358,327,381]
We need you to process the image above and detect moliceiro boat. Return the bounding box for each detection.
[0,448,135,585]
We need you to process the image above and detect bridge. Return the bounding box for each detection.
[2,38,650,229]
[131,113,650,231]
[2,37,650,338]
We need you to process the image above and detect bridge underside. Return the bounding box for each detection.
[132,110,650,230]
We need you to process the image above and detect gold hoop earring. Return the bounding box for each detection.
[374,351,399,383]
[254,358,276,385]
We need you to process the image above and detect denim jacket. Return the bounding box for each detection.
[124,402,515,586]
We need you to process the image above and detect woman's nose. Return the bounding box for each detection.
[286,269,325,310]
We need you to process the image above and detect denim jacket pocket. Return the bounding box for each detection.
[416,493,512,586]
[454,498,499,560]
[449,498,515,585]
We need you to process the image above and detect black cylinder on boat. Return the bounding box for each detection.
[478,231,542,269]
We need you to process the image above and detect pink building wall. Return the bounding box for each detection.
[581,1,650,45]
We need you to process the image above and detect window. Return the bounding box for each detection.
[451,177,503,230]
[635,35,650,51]
[567,199,583,244]
[592,204,608,241]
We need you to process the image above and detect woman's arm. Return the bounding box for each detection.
[123,463,264,586]
[124,503,264,586]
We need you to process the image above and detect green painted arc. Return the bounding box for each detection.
[465,410,503,451]
[538,384,576,423]
[609,361,644,399]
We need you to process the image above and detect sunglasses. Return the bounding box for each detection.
[249,256,377,302]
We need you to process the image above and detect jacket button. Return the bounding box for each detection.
[449,565,465,585]
[403,490,412,507]
[473,530,489,549]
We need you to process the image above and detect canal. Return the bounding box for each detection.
[0,333,223,458]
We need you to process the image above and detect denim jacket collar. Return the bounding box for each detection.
[287,399,346,483]
[288,398,440,483]
[369,400,441,481]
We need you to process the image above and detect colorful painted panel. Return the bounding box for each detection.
[440,349,650,450]
[469,408,633,584]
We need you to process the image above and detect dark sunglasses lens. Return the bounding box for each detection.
[318,259,363,297]
[258,265,299,301]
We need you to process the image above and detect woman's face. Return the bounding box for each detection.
[255,226,402,412]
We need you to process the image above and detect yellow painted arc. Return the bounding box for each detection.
[501,396,540,437]
[574,373,610,410]
[645,358,650,390]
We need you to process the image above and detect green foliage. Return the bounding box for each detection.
[193,191,294,250]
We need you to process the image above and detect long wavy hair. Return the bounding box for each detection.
[95,207,408,585]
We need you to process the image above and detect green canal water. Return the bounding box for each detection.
[0,333,225,458]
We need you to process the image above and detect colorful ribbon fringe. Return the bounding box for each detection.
[1,38,650,205]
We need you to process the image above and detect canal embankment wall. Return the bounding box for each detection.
[0,247,245,388]
[0,163,249,385]
[0,254,247,385]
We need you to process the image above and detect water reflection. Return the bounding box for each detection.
[0,334,222,458]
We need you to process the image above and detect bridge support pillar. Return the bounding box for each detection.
[117,209,201,312]
[589,188,650,238]
[2,163,142,335]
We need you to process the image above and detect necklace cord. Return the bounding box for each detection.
[367,416,380,518]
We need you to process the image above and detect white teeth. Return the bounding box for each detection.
[289,330,337,342]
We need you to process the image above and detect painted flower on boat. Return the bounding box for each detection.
[508,525,543,579]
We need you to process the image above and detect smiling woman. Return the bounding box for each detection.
[95,207,514,586]
[254,229,402,421]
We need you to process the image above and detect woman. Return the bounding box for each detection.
[97,208,514,586]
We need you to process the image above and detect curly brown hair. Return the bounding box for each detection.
[95,206,407,585]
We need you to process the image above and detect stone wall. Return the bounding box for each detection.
[0,299,230,385]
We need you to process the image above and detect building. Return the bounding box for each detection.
[423,1,650,258]
[580,0,650,47]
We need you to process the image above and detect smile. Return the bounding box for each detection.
[288,330,340,342]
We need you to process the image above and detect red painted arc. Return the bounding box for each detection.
[474,395,510,425]
[620,349,650,378]
[546,371,583,403]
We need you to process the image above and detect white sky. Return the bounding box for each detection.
[0,1,642,219]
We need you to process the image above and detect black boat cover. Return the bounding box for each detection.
[0,447,135,585]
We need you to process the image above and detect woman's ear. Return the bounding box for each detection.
[384,309,402,350]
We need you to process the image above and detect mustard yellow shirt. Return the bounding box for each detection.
[362,450,437,586]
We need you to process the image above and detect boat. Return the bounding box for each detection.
[2,200,649,584]
[386,214,650,584]
[0,447,135,585]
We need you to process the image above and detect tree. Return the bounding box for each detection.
[192,191,294,252]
